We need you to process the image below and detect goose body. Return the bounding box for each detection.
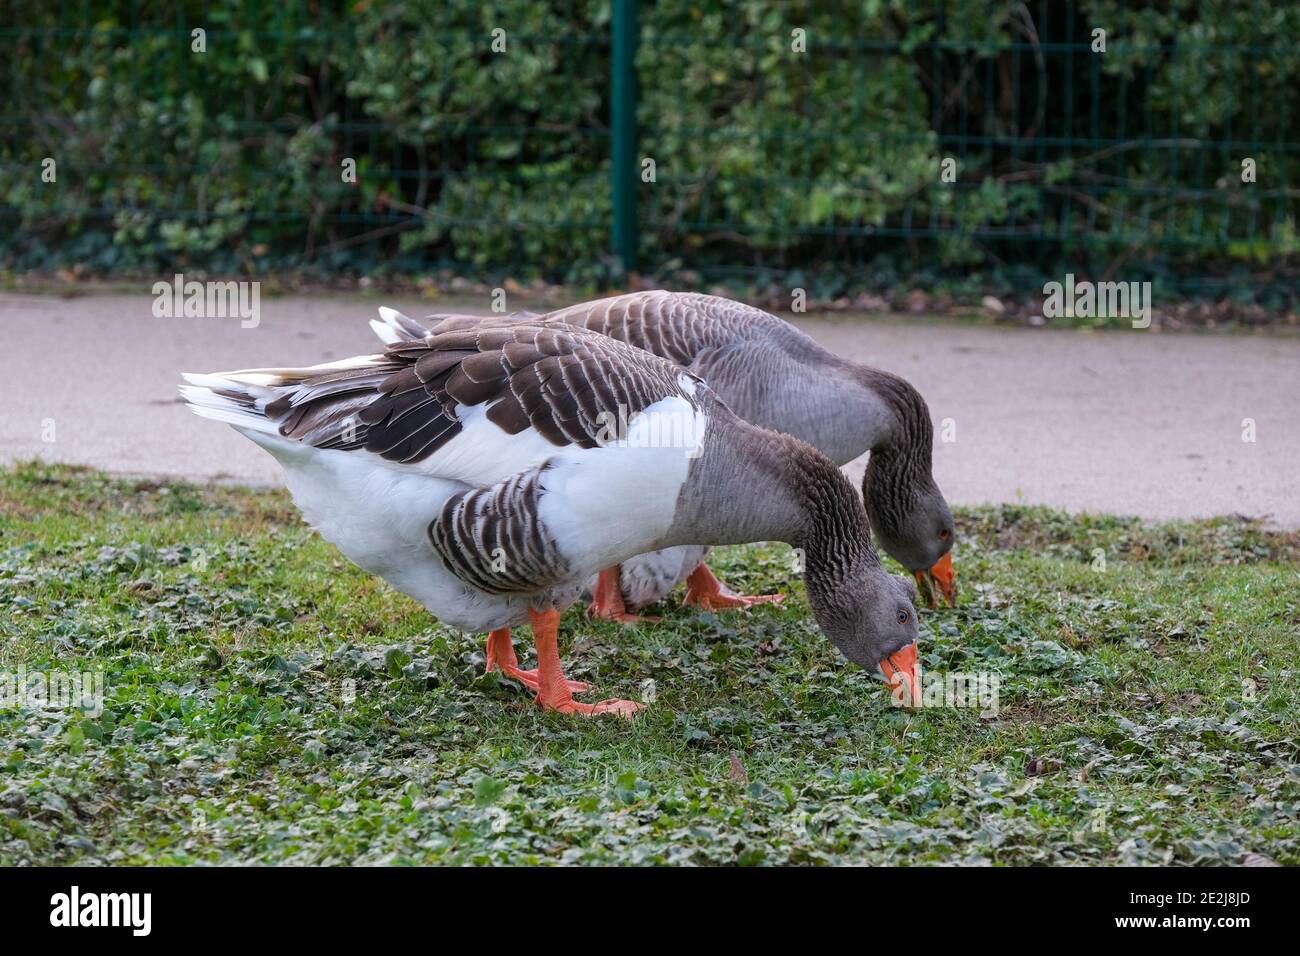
[382,292,956,614]
[184,315,922,714]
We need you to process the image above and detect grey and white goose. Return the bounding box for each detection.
[376,291,956,618]
[182,317,922,716]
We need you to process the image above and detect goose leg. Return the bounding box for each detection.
[484,628,590,694]
[586,566,662,624]
[682,563,786,611]
[529,608,644,718]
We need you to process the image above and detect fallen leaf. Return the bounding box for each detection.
[728,752,749,785]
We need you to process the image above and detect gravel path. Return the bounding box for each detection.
[4,292,1297,526]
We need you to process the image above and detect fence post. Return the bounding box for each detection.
[610,0,639,273]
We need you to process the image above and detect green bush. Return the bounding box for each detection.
[0,0,1296,294]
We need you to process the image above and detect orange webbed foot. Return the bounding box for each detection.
[527,608,646,720]
[546,698,645,719]
[484,628,590,693]
[682,563,785,611]
[508,667,591,695]
[587,566,661,624]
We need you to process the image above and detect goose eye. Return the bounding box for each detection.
[938,528,951,540]
[897,609,910,625]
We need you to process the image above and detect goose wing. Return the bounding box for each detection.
[429,461,572,595]
[269,321,703,477]
[389,292,794,390]
[372,292,786,369]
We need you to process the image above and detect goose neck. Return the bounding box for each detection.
[677,414,876,579]
[856,366,933,503]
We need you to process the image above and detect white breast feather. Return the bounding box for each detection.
[538,395,707,579]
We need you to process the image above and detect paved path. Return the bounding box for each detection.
[3,293,1297,526]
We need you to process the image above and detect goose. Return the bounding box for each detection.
[372,291,956,621]
[181,316,922,716]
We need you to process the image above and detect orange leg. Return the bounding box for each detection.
[529,608,643,718]
[682,563,786,611]
[586,566,661,624]
[485,627,589,694]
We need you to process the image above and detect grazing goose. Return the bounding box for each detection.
[373,291,956,619]
[182,317,922,716]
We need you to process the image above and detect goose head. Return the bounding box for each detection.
[757,429,924,701]
[856,369,958,608]
[803,550,922,703]
[863,473,956,607]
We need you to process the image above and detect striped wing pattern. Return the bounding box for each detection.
[429,462,569,595]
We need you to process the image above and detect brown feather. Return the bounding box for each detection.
[253,316,700,466]
[413,350,474,383]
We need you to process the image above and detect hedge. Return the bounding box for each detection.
[2,0,1297,298]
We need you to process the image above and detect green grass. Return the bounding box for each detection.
[1,461,1297,865]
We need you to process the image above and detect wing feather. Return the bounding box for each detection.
[251,317,703,470]
[429,463,570,595]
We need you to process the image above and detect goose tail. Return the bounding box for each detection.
[368,306,430,345]
[179,369,294,436]
[180,353,392,453]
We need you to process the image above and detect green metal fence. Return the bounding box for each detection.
[2,1,1297,300]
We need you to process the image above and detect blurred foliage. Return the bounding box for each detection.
[0,0,1297,296]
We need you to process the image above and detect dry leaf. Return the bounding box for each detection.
[728,751,749,785]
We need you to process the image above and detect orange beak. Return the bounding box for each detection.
[914,551,956,608]
[879,640,920,708]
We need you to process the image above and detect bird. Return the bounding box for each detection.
[372,291,956,621]
[181,315,922,716]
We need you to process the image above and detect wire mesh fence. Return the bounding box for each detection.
[2,1,1297,301]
